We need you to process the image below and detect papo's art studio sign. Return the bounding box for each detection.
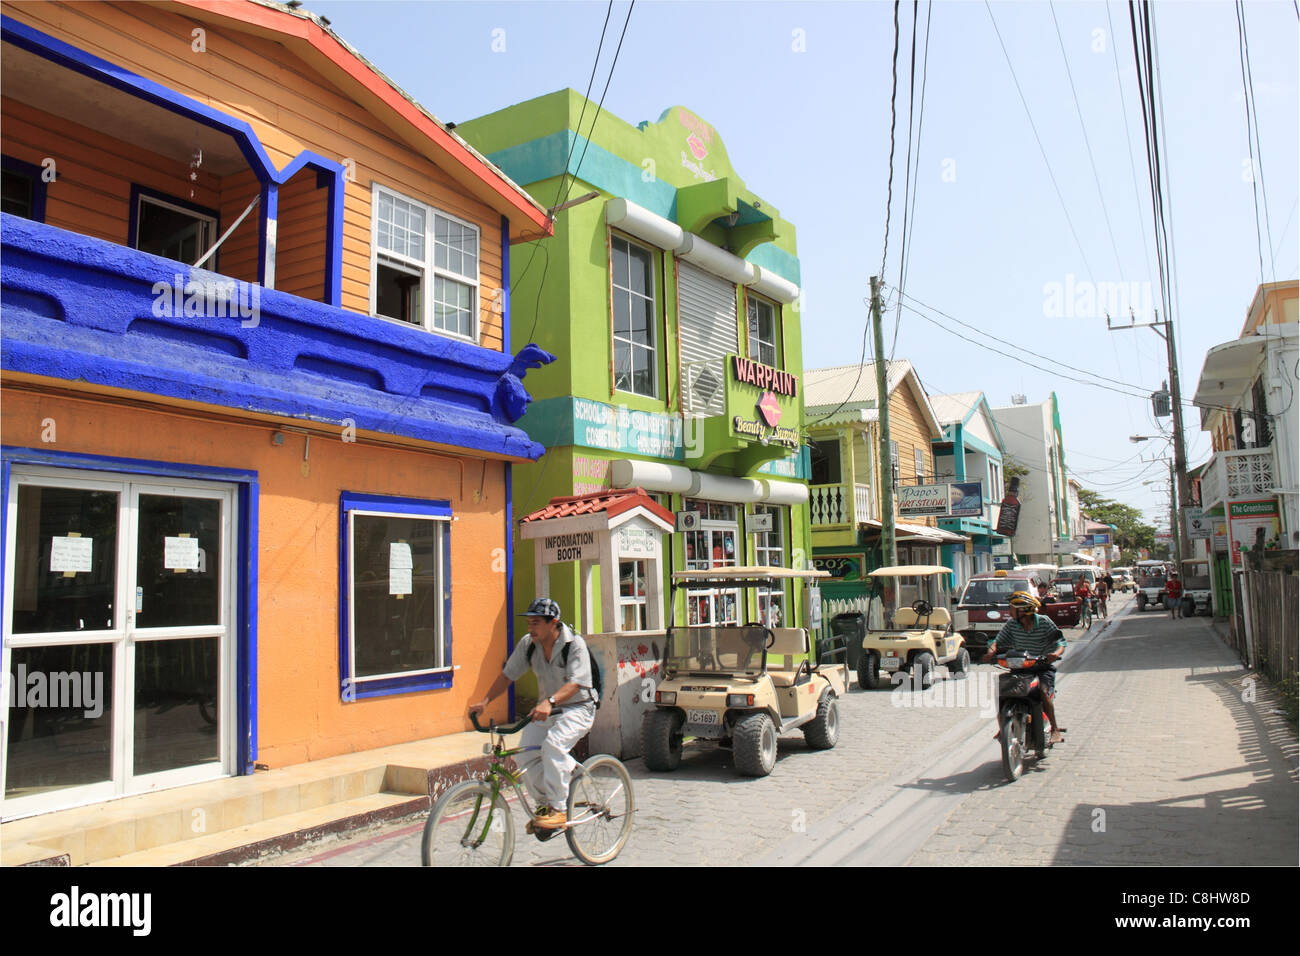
[898,483,950,517]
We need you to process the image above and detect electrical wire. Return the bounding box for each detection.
[890,0,929,363]
[985,0,1098,287]
[809,3,903,431]
[1050,1,1125,276]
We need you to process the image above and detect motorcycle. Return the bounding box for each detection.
[993,652,1056,781]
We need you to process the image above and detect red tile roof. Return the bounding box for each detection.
[520,488,674,526]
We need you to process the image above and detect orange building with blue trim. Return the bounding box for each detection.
[0,0,553,820]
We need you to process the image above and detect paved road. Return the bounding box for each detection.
[262,594,1297,867]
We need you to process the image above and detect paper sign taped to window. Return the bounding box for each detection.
[389,542,413,570]
[165,536,200,570]
[389,567,413,595]
[50,536,93,573]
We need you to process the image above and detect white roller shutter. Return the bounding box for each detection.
[678,261,738,416]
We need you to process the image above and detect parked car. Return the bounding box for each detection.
[954,569,1078,652]
[1111,568,1136,593]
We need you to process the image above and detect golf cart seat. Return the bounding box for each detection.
[892,606,952,629]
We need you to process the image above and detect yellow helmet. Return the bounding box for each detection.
[1008,591,1041,612]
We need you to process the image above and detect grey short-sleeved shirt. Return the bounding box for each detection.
[503,624,596,708]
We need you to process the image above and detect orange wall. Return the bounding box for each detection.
[1,387,517,767]
[3,0,507,350]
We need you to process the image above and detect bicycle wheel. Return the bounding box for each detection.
[565,755,635,865]
[421,780,514,866]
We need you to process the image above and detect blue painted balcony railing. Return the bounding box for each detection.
[0,214,549,459]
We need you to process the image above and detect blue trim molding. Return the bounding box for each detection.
[1,15,347,308]
[2,215,547,460]
[338,491,456,699]
[0,445,260,776]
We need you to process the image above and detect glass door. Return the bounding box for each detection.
[124,484,230,792]
[3,469,235,818]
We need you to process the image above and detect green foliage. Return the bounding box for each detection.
[1078,488,1158,557]
[1003,456,1030,496]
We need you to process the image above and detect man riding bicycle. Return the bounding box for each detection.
[983,591,1067,744]
[469,598,597,831]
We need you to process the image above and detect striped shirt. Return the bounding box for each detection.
[990,614,1067,659]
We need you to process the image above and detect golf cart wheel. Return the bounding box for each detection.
[912,652,935,690]
[734,712,777,777]
[949,647,970,680]
[641,709,684,772]
[1136,594,1147,612]
[803,691,840,750]
[858,650,882,690]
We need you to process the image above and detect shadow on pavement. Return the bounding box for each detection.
[1049,664,1297,866]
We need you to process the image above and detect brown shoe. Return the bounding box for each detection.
[533,808,567,830]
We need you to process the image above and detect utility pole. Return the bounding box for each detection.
[1107,310,1189,566]
[871,276,897,567]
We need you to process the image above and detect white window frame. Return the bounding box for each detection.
[345,506,450,689]
[746,295,780,368]
[610,234,659,399]
[134,193,217,265]
[370,183,480,342]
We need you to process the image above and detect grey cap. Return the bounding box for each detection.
[520,597,561,620]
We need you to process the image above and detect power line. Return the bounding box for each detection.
[893,288,1153,394]
[561,1,636,208]
[513,0,617,343]
[1049,1,1125,276]
[522,1,635,347]
[985,0,1097,286]
[811,3,903,431]
[1236,0,1277,286]
[891,0,932,362]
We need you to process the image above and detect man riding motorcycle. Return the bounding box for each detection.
[983,591,1067,744]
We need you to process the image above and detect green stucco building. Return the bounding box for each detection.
[458,90,813,635]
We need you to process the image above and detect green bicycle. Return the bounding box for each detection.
[421,712,635,866]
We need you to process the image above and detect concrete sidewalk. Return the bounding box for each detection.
[904,605,1299,866]
[3,728,519,867]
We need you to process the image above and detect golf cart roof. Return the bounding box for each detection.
[867,565,953,578]
[671,566,831,586]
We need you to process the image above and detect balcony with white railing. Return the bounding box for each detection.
[1200,447,1277,510]
[810,482,872,528]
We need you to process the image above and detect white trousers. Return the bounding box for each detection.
[517,706,595,808]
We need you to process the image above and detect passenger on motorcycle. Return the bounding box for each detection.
[983,591,1068,744]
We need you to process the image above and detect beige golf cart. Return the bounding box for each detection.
[858,565,967,690]
[642,567,848,777]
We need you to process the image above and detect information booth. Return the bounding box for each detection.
[519,490,675,757]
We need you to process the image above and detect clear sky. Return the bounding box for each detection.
[314,0,1299,529]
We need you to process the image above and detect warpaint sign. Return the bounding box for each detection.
[726,354,801,450]
[731,356,797,397]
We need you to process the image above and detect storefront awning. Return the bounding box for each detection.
[862,519,968,544]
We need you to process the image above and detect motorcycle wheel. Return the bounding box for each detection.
[1000,712,1026,781]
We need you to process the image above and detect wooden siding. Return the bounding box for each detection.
[3,0,508,350]
[217,169,261,285]
[276,168,326,302]
[1,96,223,249]
[890,382,939,527]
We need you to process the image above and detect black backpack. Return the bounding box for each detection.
[525,626,603,709]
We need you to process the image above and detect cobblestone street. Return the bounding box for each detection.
[264,595,1298,868]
